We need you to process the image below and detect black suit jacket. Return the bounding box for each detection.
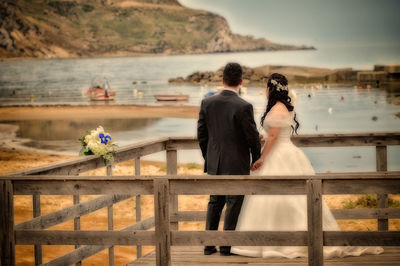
[197,90,261,175]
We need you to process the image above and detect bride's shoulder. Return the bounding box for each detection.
[270,102,290,115]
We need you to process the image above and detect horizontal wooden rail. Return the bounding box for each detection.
[15,194,133,230]
[16,230,155,245]
[3,133,399,177]
[16,230,400,247]
[170,208,400,223]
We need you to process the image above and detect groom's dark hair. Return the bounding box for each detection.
[223,62,242,87]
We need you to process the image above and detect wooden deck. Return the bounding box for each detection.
[127,246,400,266]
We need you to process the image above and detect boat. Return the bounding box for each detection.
[154,94,189,102]
[86,77,116,101]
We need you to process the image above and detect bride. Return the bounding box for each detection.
[231,73,383,259]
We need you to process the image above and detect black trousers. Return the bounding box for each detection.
[205,195,244,253]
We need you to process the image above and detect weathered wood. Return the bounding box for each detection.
[114,138,167,163]
[307,179,323,266]
[165,137,198,150]
[154,179,171,266]
[33,194,42,266]
[323,179,400,194]
[170,179,307,195]
[128,246,400,266]
[15,194,132,230]
[15,230,155,245]
[4,172,399,181]
[13,180,153,195]
[292,133,400,147]
[324,231,400,246]
[44,217,155,266]
[167,149,178,231]
[164,133,400,149]
[135,157,142,259]
[5,138,167,176]
[0,180,15,266]
[108,204,114,266]
[376,145,389,231]
[73,194,81,266]
[331,208,400,220]
[171,231,308,246]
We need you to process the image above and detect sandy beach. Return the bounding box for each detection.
[0,105,200,121]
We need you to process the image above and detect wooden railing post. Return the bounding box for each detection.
[307,179,323,266]
[1,180,15,266]
[106,165,115,266]
[33,194,42,265]
[166,149,178,231]
[376,145,388,231]
[135,158,142,259]
[73,194,81,266]
[154,178,171,266]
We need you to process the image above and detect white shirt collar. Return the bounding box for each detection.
[222,88,239,94]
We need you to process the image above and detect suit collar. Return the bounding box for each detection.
[220,89,238,96]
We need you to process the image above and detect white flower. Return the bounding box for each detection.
[289,89,297,103]
[271,79,288,91]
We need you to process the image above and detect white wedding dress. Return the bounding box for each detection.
[231,106,383,259]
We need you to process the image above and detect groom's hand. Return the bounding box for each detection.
[251,158,264,171]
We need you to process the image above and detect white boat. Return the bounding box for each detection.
[154,94,189,102]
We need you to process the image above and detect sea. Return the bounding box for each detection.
[0,45,399,172]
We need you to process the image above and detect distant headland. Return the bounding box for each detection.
[0,0,314,60]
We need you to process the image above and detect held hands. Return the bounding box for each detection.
[251,158,264,171]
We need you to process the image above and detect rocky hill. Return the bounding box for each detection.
[169,65,358,86]
[0,0,314,59]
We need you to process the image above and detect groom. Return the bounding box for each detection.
[197,62,261,256]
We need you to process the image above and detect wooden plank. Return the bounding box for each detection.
[331,208,400,220]
[0,180,15,266]
[323,179,400,194]
[13,180,153,195]
[376,145,388,231]
[154,179,171,266]
[164,133,400,149]
[165,138,198,150]
[307,179,323,266]
[108,204,114,266]
[4,172,399,181]
[292,133,400,147]
[170,180,306,195]
[135,157,142,259]
[167,149,178,231]
[33,194,42,265]
[171,231,307,246]
[15,230,155,245]
[324,231,400,246]
[15,194,132,230]
[44,217,155,266]
[73,194,82,266]
[5,138,167,176]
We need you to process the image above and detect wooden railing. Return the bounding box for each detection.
[1,133,400,266]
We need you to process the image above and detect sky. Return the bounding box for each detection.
[179,0,400,48]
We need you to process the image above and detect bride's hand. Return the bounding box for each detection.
[251,158,264,171]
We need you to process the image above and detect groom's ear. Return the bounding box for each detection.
[239,79,243,85]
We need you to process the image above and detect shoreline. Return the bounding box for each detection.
[0,104,200,121]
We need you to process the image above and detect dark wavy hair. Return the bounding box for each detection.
[260,73,300,134]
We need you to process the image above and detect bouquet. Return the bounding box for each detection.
[79,126,117,165]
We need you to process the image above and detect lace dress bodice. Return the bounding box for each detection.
[263,109,294,143]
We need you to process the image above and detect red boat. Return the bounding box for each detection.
[86,77,116,101]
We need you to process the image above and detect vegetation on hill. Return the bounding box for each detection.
[0,0,313,59]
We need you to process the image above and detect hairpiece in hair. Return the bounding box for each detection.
[271,79,288,92]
